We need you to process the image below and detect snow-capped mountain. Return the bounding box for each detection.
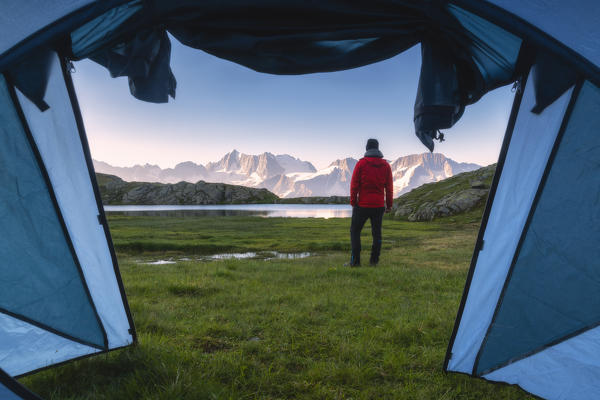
[93,151,480,198]
[267,157,358,197]
[391,153,481,196]
[93,160,167,182]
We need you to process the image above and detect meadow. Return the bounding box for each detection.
[23,211,534,399]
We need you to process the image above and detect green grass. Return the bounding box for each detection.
[21,212,534,399]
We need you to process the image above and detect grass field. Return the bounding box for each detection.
[22,211,534,399]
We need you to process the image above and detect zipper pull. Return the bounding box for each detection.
[66,60,76,73]
[511,79,521,94]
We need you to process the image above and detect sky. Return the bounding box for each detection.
[72,38,514,170]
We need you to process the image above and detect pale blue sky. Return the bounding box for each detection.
[73,39,514,170]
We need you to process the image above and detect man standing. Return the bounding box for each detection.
[347,139,393,266]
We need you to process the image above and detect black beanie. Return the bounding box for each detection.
[366,138,379,150]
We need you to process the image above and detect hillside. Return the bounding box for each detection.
[96,173,278,205]
[392,164,495,221]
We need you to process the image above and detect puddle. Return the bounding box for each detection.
[270,252,312,260]
[208,252,261,260]
[139,251,313,265]
[143,260,177,265]
[201,251,312,261]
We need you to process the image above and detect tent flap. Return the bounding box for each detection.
[475,80,600,376]
[16,52,135,350]
[445,66,574,375]
[0,74,106,350]
[0,51,134,380]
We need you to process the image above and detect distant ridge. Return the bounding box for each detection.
[96,173,278,205]
[94,151,481,198]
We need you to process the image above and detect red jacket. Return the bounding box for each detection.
[350,157,393,208]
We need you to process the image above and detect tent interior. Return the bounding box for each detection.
[0,1,598,399]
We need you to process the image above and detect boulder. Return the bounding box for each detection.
[435,188,489,214]
[470,180,487,189]
[397,187,489,222]
[408,202,436,222]
[394,205,414,218]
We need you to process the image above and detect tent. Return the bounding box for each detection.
[0,368,42,400]
[0,3,138,397]
[1,1,598,399]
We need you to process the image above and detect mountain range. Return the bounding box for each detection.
[93,151,481,198]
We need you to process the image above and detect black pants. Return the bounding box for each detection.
[350,206,385,265]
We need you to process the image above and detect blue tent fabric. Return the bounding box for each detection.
[475,80,600,376]
[0,384,23,400]
[447,4,521,92]
[89,29,176,103]
[0,368,41,400]
[530,51,578,114]
[0,75,107,350]
[0,51,134,382]
[413,39,465,152]
[70,0,143,59]
[6,48,54,112]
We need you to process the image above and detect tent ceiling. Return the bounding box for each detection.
[485,0,600,69]
[0,0,95,56]
[2,1,597,152]
[66,1,524,151]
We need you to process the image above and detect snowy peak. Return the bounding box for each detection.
[391,153,478,173]
[207,149,241,172]
[94,151,481,199]
[390,153,480,196]
[163,162,207,183]
[207,150,313,179]
[328,157,358,173]
[275,154,317,174]
[239,152,282,178]
[259,174,312,198]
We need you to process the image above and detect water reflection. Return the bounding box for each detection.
[144,260,177,265]
[208,251,313,260]
[140,251,313,265]
[105,204,351,218]
[112,209,268,217]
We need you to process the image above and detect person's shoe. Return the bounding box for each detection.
[343,262,360,267]
[369,259,378,267]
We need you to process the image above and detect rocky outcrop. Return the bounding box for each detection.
[392,164,495,221]
[96,173,278,205]
[401,188,490,221]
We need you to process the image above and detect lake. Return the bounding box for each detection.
[104,204,352,218]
